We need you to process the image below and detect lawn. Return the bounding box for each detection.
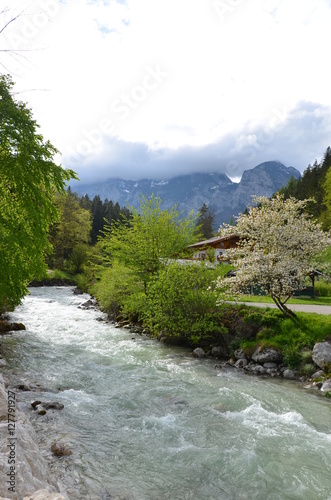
[235,295,331,306]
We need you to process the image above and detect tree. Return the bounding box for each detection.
[144,262,226,346]
[279,146,331,223]
[217,195,330,318]
[98,194,198,289]
[49,190,92,268]
[195,203,215,239]
[321,165,331,230]
[0,75,77,308]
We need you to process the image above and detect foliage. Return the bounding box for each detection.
[315,280,331,297]
[49,190,92,268]
[195,203,215,239]
[91,260,145,319]
[217,195,330,318]
[144,262,226,346]
[0,75,77,308]
[67,243,90,274]
[237,307,331,373]
[321,164,331,229]
[79,194,131,244]
[279,146,331,228]
[98,194,198,289]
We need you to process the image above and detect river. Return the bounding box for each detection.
[2,287,331,499]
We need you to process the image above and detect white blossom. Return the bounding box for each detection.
[217,195,330,317]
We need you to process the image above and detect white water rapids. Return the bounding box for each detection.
[2,287,331,499]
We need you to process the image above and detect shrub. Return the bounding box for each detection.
[91,261,145,319]
[144,262,225,346]
[315,280,331,297]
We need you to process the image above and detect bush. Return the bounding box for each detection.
[315,280,331,297]
[144,262,225,346]
[91,261,145,319]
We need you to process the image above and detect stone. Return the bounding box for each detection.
[211,346,225,358]
[312,342,331,371]
[41,402,64,411]
[0,359,6,367]
[283,369,296,380]
[266,369,279,377]
[263,362,277,369]
[31,400,42,409]
[252,365,266,375]
[192,348,205,358]
[243,362,255,372]
[50,442,72,456]
[234,349,246,360]
[235,358,247,369]
[321,379,331,392]
[81,299,94,308]
[311,370,325,380]
[0,320,26,333]
[252,347,282,364]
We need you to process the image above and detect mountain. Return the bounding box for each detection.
[71,161,301,228]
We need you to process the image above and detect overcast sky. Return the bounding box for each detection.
[2,0,331,183]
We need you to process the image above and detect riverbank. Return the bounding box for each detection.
[0,373,66,499]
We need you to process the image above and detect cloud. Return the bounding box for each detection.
[2,0,331,185]
[67,101,331,183]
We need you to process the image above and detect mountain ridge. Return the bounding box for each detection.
[71,161,301,228]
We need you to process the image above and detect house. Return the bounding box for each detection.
[188,234,239,263]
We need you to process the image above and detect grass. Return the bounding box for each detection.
[233,295,331,306]
[239,308,331,372]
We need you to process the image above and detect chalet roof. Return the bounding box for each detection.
[188,233,238,248]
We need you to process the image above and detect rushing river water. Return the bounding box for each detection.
[2,287,331,499]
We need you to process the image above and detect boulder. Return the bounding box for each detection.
[234,349,246,360]
[312,342,331,371]
[31,401,64,411]
[266,369,279,377]
[235,358,247,369]
[311,370,325,380]
[50,442,72,456]
[41,402,64,411]
[283,369,296,380]
[263,362,278,369]
[252,365,266,375]
[0,320,25,334]
[192,348,205,358]
[81,299,94,308]
[321,379,331,392]
[211,346,226,358]
[252,347,282,364]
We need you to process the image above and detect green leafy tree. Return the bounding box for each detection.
[218,195,330,318]
[99,194,198,290]
[92,260,145,320]
[0,75,77,308]
[279,146,331,222]
[321,165,331,229]
[144,262,226,346]
[50,190,92,268]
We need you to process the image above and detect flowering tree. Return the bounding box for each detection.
[217,195,330,317]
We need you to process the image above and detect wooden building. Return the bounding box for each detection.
[188,234,239,263]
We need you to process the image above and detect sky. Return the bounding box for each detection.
[1,0,331,183]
